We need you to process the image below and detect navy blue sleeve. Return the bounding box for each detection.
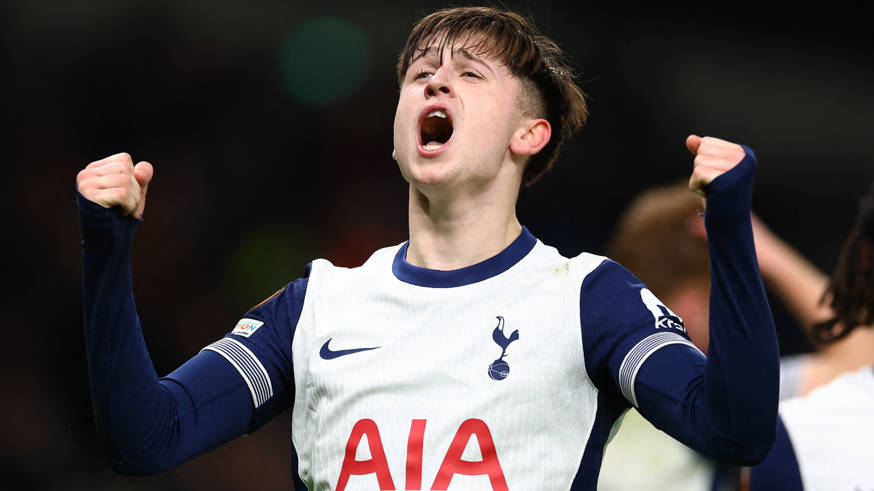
[579,260,701,410]
[633,148,780,465]
[79,191,302,475]
[749,415,804,491]
[577,259,704,486]
[582,148,779,466]
[189,275,307,431]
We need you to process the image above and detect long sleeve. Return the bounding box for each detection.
[633,148,780,464]
[581,148,779,468]
[79,192,254,475]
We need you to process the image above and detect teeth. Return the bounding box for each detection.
[427,110,447,118]
[423,143,442,151]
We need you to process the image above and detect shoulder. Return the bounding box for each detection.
[299,243,406,306]
[517,241,609,284]
[576,256,654,312]
[782,366,874,416]
[308,243,404,282]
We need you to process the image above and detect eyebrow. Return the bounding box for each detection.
[457,48,495,74]
[411,45,496,75]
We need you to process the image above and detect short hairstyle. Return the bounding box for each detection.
[397,6,588,187]
[607,183,710,300]
[812,183,874,344]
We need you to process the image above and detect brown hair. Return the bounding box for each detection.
[397,6,588,187]
[812,184,874,344]
[607,183,711,299]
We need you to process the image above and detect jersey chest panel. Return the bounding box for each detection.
[291,245,605,491]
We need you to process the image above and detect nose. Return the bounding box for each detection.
[425,65,454,99]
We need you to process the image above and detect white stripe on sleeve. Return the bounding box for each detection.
[619,332,701,408]
[202,338,274,408]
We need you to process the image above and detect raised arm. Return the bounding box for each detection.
[632,137,779,465]
[78,154,260,475]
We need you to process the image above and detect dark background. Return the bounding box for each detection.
[1,1,872,489]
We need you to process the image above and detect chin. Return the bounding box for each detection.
[408,161,460,190]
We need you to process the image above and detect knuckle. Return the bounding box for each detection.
[81,187,98,201]
[76,169,90,184]
[111,161,131,175]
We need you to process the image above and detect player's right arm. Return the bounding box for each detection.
[77,154,294,475]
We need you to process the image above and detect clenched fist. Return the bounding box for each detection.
[77,153,154,219]
[686,135,746,202]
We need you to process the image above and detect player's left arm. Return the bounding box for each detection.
[585,137,779,466]
[636,136,779,464]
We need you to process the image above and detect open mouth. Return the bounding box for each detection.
[419,109,453,151]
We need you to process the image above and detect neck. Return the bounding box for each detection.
[405,181,523,271]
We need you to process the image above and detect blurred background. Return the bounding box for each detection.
[1,0,872,489]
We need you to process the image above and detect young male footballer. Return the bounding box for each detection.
[76,7,779,490]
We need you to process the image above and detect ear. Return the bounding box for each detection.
[509,118,551,156]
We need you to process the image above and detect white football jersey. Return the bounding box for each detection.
[203,228,698,491]
[779,365,874,491]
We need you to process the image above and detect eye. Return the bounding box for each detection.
[461,70,481,79]
[413,69,434,80]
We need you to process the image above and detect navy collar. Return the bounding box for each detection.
[392,226,537,288]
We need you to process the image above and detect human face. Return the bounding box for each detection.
[393,41,526,192]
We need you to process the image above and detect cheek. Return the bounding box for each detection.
[393,92,419,149]
[392,111,410,152]
[467,103,518,149]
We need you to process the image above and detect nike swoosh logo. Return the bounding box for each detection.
[319,338,381,360]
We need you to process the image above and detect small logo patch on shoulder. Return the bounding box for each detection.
[232,318,264,337]
[640,288,686,333]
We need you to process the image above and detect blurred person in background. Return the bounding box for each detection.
[600,182,874,491]
[750,183,874,491]
[75,6,779,490]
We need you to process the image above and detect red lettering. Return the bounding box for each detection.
[337,419,396,491]
[431,419,508,491]
[406,420,426,490]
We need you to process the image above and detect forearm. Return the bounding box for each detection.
[79,193,251,474]
[636,151,779,465]
[701,158,779,462]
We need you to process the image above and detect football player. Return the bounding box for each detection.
[76,6,779,490]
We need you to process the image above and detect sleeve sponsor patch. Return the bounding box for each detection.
[639,288,686,333]
[232,318,264,338]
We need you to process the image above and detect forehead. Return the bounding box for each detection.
[409,32,507,69]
